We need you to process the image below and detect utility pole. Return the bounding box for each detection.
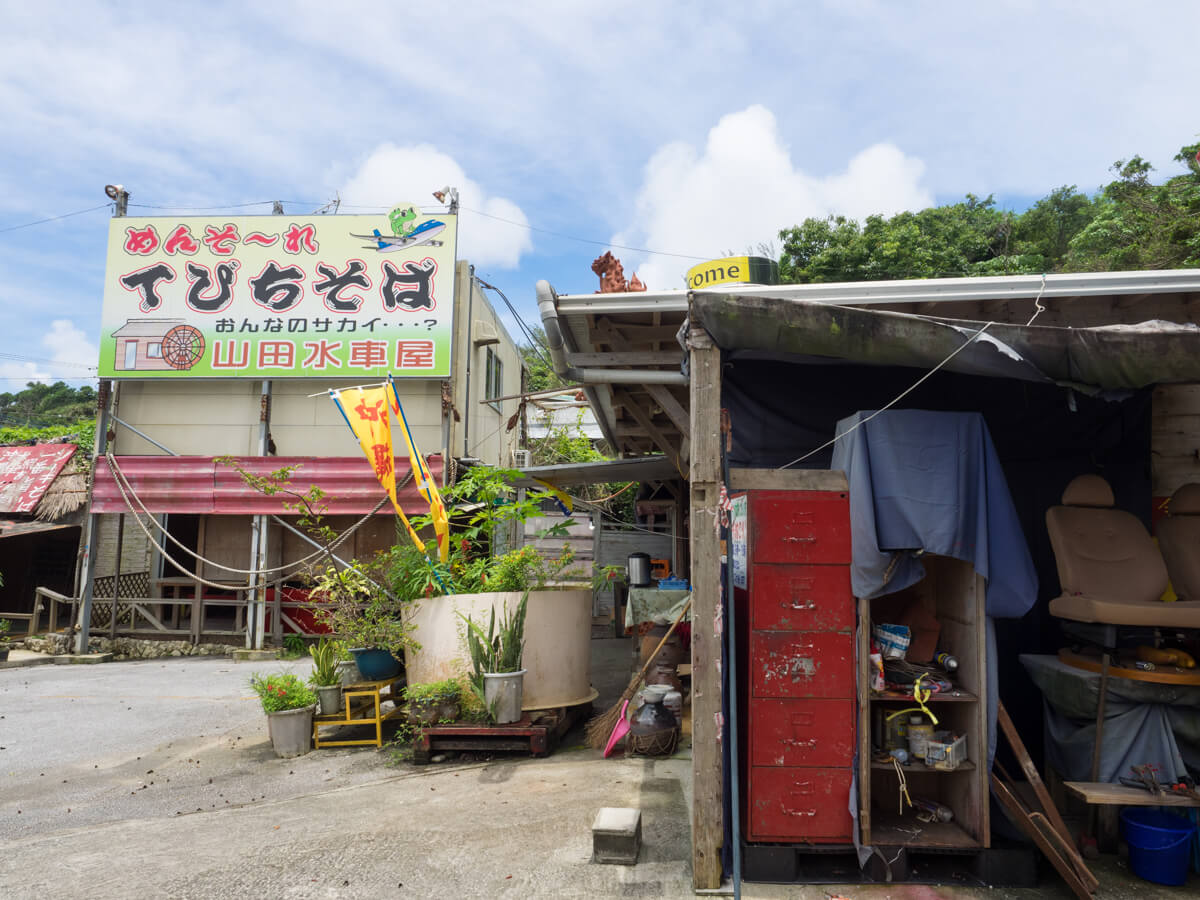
[77,185,129,652]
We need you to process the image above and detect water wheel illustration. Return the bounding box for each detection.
[161,324,205,370]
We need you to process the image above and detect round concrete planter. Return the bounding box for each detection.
[337,660,359,687]
[266,705,315,758]
[315,685,342,717]
[405,589,596,711]
[483,670,526,724]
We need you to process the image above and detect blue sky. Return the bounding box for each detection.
[2,1,1198,388]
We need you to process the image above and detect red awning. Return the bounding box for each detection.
[91,455,444,515]
[0,444,77,513]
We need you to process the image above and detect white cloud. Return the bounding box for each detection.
[42,320,97,373]
[0,320,96,388]
[339,144,533,269]
[613,106,933,289]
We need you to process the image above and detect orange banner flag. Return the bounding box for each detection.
[389,375,449,562]
[331,386,425,554]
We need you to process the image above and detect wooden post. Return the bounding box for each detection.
[688,326,724,890]
[109,513,124,639]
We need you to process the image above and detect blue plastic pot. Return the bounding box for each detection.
[349,647,402,681]
[1120,807,1197,886]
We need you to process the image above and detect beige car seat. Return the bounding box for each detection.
[1046,474,1200,628]
[1156,483,1200,604]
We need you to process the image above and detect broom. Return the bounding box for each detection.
[585,596,693,749]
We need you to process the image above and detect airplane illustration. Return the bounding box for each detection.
[352,219,446,252]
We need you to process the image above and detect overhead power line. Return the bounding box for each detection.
[0,203,113,236]
[0,352,97,370]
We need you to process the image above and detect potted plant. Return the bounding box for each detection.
[309,637,343,716]
[250,672,318,758]
[402,677,463,726]
[391,466,596,713]
[461,591,528,724]
[312,560,419,682]
[0,618,11,662]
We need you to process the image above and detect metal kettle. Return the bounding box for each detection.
[627,552,652,587]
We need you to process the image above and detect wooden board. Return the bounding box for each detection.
[1065,781,1200,807]
[869,811,981,849]
[687,327,723,891]
[729,468,848,493]
[413,717,551,763]
[1058,649,1200,685]
[998,702,1074,846]
[991,773,1094,900]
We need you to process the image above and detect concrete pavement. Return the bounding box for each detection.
[1,645,1190,898]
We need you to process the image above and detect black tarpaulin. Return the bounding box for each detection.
[692,291,1200,391]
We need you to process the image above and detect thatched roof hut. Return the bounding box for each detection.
[35,468,89,522]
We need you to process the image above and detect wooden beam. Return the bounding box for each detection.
[688,326,723,891]
[729,468,848,492]
[645,383,690,440]
[590,318,683,344]
[613,386,687,478]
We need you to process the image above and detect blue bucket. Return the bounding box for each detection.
[1121,807,1197,886]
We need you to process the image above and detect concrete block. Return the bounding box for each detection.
[232,649,279,662]
[60,652,115,665]
[592,806,641,865]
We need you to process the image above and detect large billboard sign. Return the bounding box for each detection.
[99,206,456,378]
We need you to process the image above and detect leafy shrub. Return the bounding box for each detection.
[250,673,317,713]
[309,637,342,687]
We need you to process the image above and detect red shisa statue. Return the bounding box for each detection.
[592,251,647,294]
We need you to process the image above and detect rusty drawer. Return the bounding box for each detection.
[750,491,850,565]
[747,767,854,843]
[750,565,854,632]
[751,631,855,699]
[749,698,855,768]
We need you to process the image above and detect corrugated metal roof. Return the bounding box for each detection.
[92,455,443,515]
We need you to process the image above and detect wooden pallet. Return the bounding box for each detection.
[412,704,588,764]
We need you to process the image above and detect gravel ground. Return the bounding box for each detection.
[0,655,404,839]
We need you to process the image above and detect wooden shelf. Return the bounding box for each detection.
[871,758,975,773]
[871,689,977,703]
[1065,781,1200,808]
[870,810,982,849]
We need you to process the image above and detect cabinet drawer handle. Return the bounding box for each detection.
[787,657,816,680]
[781,806,817,817]
[781,738,817,749]
[781,599,816,610]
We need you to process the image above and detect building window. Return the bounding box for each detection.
[147,342,162,359]
[484,347,503,412]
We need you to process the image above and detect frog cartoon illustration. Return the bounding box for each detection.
[389,204,418,237]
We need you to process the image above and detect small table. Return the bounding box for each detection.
[313,676,404,748]
[1065,781,1200,852]
[625,588,690,631]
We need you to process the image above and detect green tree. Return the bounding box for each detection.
[518,327,566,393]
[778,195,1036,283]
[0,381,97,445]
[1064,147,1200,271]
[1011,185,1097,267]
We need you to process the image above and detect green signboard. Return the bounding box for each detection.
[98,206,456,378]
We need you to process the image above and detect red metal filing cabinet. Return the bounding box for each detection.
[733,487,855,844]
